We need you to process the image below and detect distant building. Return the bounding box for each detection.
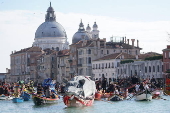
[92,52,163,82]
[70,20,142,78]
[162,45,170,75]
[0,73,6,82]
[57,49,70,82]
[10,47,42,82]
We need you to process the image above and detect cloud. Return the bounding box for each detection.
[0,10,169,72]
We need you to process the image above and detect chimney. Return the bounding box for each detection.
[167,45,170,49]
[127,39,129,45]
[125,36,126,43]
[137,40,139,47]
[131,39,135,47]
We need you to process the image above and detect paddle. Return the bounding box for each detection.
[127,93,137,100]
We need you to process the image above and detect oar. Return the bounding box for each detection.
[127,93,137,100]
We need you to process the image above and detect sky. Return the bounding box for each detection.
[0,0,170,72]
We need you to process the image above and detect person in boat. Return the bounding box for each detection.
[0,85,4,95]
[139,83,145,92]
[44,86,50,98]
[135,82,140,93]
[96,78,102,91]
[106,82,114,93]
[113,87,119,95]
[102,78,107,93]
[143,80,150,90]
[37,83,43,95]
[14,83,20,97]
[3,87,9,96]
[50,90,57,99]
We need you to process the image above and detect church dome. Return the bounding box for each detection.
[86,24,91,31]
[72,20,91,44]
[72,32,91,44]
[35,2,66,38]
[35,21,66,38]
[93,22,98,28]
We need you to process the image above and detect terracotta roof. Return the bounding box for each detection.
[138,52,162,60]
[12,47,42,54]
[94,53,136,61]
[27,47,42,52]
[58,49,70,56]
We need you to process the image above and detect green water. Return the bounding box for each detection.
[0,96,170,113]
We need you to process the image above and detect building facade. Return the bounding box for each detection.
[10,47,42,82]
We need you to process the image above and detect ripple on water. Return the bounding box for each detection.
[0,96,170,113]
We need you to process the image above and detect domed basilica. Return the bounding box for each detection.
[33,2,69,51]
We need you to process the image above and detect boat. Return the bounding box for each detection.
[0,95,13,100]
[101,92,114,98]
[63,76,96,107]
[135,90,152,101]
[12,97,24,103]
[33,94,59,105]
[108,95,124,101]
[20,92,31,101]
[151,88,163,99]
[33,78,59,105]
[95,91,102,100]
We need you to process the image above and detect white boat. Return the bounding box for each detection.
[151,89,163,99]
[136,90,152,101]
[0,95,13,100]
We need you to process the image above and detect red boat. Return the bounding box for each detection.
[63,95,94,107]
[101,92,114,98]
[95,92,102,100]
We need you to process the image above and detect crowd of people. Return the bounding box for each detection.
[0,81,34,97]
[95,76,164,98]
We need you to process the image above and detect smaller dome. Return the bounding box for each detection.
[86,24,91,31]
[72,32,91,44]
[93,22,98,28]
[47,7,54,12]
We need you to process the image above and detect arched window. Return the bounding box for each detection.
[149,66,151,72]
[107,50,109,54]
[153,66,155,72]
[88,49,91,54]
[145,67,147,73]
[157,65,159,72]
[101,50,103,54]
[88,57,91,64]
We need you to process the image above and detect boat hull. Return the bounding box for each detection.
[95,92,102,100]
[33,95,59,105]
[63,95,94,107]
[12,98,24,103]
[21,92,31,101]
[136,93,152,101]
[152,89,163,99]
[0,95,13,100]
[109,95,124,101]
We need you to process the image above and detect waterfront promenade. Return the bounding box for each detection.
[0,95,170,113]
